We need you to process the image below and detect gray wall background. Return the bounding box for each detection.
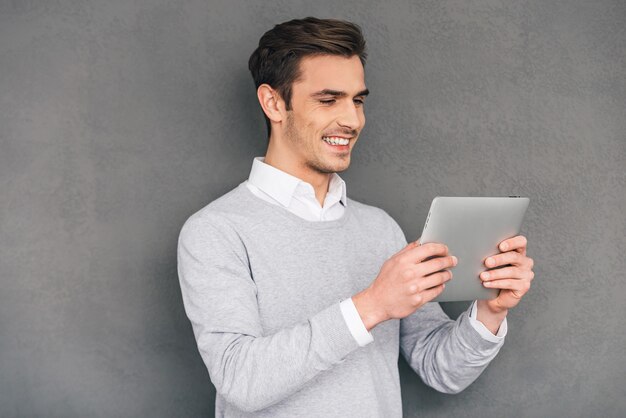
[1,0,624,417]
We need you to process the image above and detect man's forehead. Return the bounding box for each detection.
[295,55,366,94]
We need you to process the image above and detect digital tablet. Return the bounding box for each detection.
[419,196,530,302]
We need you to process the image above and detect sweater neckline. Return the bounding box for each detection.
[237,181,352,229]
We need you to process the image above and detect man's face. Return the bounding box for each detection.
[280,54,368,174]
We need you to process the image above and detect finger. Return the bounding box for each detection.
[499,235,527,252]
[402,242,448,264]
[482,278,531,294]
[408,269,452,293]
[419,282,447,304]
[484,251,526,268]
[397,239,420,256]
[480,266,534,282]
[417,255,457,276]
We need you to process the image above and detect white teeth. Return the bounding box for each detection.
[322,136,350,145]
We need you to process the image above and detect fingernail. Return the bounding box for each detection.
[486,257,494,267]
[501,243,508,251]
[482,272,490,279]
[452,256,458,265]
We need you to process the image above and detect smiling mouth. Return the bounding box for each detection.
[321,136,351,146]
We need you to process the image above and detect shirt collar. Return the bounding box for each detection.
[248,156,347,208]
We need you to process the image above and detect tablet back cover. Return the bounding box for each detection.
[420,196,529,302]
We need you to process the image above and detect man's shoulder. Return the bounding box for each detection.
[179,182,254,239]
[193,182,247,217]
[347,196,396,224]
[346,197,404,241]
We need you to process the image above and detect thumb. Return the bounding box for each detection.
[398,237,421,255]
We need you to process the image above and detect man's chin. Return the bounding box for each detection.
[313,159,351,174]
[332,162,350,173]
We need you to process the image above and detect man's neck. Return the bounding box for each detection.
[264,142,331,207]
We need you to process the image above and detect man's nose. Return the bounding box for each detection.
[337,101,362,130]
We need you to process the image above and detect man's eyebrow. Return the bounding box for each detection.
[310,88,370,98]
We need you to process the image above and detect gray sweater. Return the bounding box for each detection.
[177,182,504,417]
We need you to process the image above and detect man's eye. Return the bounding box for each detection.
[319,99,365,105]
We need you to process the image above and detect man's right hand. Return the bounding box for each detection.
[352,240,457,331]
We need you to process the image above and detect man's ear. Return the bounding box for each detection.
[257,84,285,124]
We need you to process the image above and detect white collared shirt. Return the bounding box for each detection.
[245,156,506,346]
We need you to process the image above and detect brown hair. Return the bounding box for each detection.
[248,17,367,139]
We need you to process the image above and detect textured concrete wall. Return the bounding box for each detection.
[1,1,624,417]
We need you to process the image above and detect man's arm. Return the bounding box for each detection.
[476,299,508,335]
[398,300,504,394]
[352,285,505,394]
[469,300,507,341]
[177,214,361,413]
[386,217,505,394]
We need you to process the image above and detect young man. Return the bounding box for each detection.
[177,17,535,418]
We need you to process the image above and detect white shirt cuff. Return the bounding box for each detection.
[340,298,374,347]
[468,300,507,343]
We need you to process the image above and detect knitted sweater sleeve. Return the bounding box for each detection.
[176,214,361,413]
[388,216,504,394]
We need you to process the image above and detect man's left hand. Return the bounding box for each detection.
[479,235,534,314]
